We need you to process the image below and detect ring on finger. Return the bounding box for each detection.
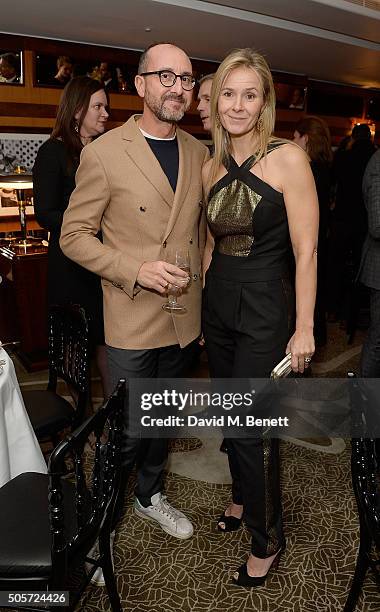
[304,356,312,364]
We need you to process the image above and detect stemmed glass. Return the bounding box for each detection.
[162,249,190,313]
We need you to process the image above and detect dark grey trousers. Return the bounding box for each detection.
[107,343,193,506]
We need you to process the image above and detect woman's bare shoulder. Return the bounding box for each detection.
[271,140,307,164]
[266,142,309,179]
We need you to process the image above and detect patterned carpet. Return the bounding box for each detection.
[5,321,380,611]
[75,442,380,612]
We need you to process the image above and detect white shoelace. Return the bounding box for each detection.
[155,495,184,521]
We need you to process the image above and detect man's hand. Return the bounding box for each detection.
[137,260,190,294]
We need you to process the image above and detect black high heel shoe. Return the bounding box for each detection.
[232,549,283,587]
[217,511,242,532]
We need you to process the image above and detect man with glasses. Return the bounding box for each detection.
[60,43,208,567]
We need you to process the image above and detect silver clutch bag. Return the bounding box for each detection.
[270,353,292,379]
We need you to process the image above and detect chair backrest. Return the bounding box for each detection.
[47,379,126,588]
[351,436,380,550]
[48,304,89,427]
[349,374,380,551]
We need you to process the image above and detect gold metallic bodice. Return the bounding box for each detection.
[207,178,262,257]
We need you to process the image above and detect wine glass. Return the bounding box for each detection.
[162,249,190,313]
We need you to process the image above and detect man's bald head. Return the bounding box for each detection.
[138,43,190,74]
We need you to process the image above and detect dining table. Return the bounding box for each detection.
[0,346,47,488]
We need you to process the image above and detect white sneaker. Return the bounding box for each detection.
[86,530,115,587]
[134,493,193,539]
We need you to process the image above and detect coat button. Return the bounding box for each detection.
[192,273,198,281]
[163,241,167,248]
[189,238,193,244]
[139,206,146,212]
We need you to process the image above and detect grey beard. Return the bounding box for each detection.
[156,105,184,122]
[145,92,189,123]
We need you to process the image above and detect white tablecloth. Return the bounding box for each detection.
[0,348,47,488]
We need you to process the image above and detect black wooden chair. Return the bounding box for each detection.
[344,376,380,611]
[0,379,126,612]
[22,304,90,446]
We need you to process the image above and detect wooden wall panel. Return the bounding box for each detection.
[0,34,379,145]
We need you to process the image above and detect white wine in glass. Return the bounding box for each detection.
[162,249,190,312]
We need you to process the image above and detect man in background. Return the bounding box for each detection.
[327,124,376,321]
[197,73,214,133]
[0,53,20,83]
[359,149,380,376]
[53,56,73,85]
[99,61,118,91]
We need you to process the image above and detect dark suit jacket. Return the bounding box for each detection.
[358,150,380,290]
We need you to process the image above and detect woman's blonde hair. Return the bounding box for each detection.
[208,48,277,192]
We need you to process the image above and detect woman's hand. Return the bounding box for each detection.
[286,327,315,373]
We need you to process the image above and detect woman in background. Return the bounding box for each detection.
[202,48,318,587]
[33,76,110,396]
[293,116,332,346]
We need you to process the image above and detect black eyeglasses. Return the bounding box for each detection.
[140,70,196,91]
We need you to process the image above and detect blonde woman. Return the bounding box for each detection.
[202,48,318,587]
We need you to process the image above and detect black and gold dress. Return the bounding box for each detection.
[202,144,294,558]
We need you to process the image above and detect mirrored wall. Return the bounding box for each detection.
[274,83,306,110]
[35,53,136,93]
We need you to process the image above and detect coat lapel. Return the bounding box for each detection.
[163,129,192,241]
[121,116,174,208]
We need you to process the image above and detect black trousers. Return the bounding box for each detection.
[326,218,366,318]
[360,288,380,377]
[203,271,294,557]
[107,343,193,507]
